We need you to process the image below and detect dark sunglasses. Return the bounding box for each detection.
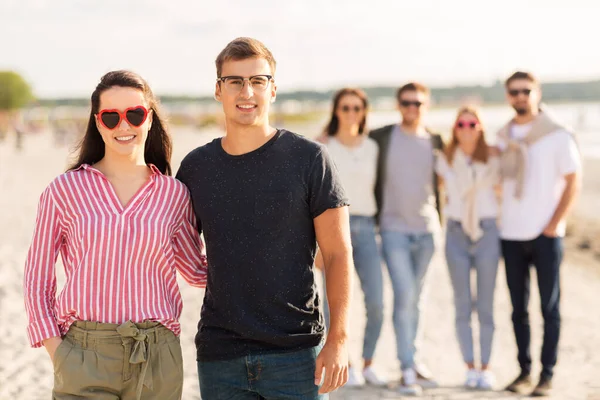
[508,88,532,97]
[340,105,363,113]
[456,119,479,129]
[400,100,423,108]
[98,106,149,130]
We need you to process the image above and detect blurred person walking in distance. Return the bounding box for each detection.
[315,88,386,388]
[498,71,581,397]
[176,37,352,399]
[369,82,444,396]
[12,110,26,151]
[23,70,208,400]
[435,106,501,390]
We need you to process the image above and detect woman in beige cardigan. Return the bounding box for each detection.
[435,106,501,390]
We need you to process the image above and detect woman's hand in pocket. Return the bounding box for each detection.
[43,336,63,362]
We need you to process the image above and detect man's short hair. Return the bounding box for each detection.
[215,37,276,78]
[505,71,539,88]
[396,82,430,102]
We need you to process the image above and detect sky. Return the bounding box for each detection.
[2,0,600,98]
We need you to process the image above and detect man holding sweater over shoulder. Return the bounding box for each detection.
[498,71,581,397]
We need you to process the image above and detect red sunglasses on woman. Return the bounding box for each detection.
[97,106,149,130]
[455,119,479,129]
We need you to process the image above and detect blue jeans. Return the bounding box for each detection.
[322,216,384,361]
[198,345,326,399]
[445,219,500,366]
[381,231,435,370]
[502,234,563,380]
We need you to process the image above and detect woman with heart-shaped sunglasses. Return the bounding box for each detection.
[435,105,501,391]
[23,70,208,400]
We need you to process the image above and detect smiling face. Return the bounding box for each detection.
[214,56,276,129]
[334,94,366,132]
[506,78,541,116]
[95,86,152,160]
[454,111,483,147]
[398,89,429,126]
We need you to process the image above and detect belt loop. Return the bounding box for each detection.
[83,330,88,349]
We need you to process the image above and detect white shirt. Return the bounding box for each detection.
[326,136,379,217]
[498,126,581,240]
[435,150,500,223]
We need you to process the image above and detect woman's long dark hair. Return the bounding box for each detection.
[68,70,172,175]
[323,88,369,137]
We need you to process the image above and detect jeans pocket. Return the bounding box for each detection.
[480,219,498,234]
[540,233,559,240]
[448,220,461,233]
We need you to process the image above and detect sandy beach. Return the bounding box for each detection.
[1,128,599,400]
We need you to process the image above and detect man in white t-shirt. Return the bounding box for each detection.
[497,71,581,397]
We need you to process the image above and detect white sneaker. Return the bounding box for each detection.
[397,368,423,396]
[363,366,387,386]
[344,366,365,388]
[465,369,480,389]
[414,363,439,389]
[478,370,496,390]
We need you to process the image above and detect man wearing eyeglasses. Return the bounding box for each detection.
[176,37,352,399]
[369,82,443,396]
[497,71,581,397]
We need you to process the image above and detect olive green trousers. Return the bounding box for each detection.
[52,320,183,400]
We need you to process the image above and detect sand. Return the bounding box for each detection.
[0,129,599,400]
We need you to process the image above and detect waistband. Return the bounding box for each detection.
[66,320,174,400]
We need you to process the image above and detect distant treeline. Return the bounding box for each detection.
[35,79,600,108]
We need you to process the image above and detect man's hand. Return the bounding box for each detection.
[543,221,560,237]
[543,171,580,239]
[43,336,63,361]
[314,339,348,393]
[313,207,352,393]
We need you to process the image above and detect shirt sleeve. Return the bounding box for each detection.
[172,197,208,288]
[308,147,350,219]
[174,161,186,183]
[23,185,63,348]
[434,151,450,178]
[175,161,203,234]
[557,132,581,176]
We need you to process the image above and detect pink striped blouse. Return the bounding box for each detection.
[24,164,207,348]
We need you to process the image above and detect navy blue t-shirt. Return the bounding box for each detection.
[176,129,349,361]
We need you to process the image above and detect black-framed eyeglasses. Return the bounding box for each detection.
[217,75,273,93]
